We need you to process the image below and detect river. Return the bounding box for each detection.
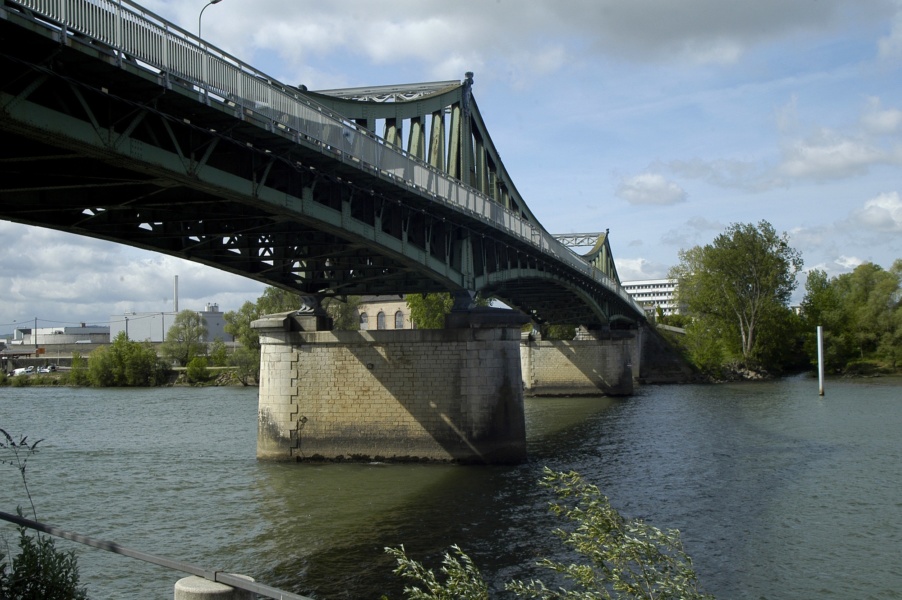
[1,377,900,599]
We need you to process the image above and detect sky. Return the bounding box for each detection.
[3,0,902,332]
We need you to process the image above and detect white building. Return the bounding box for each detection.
[109,303,233,343]
[621,278,679,316]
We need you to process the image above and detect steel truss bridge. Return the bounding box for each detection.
[0,0,645,327]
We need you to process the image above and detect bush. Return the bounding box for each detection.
[1,430,87,599]
[88,332,170,387]
[186,357,211,384]
[0,519,88,600]
[385,468,713,600]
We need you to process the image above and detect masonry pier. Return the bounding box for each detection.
[519,327,641,396]
[253,307,529,464]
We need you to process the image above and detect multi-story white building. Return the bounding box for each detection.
[621,278,679,316]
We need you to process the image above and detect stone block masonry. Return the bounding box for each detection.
[253,312,527,464]
[520,330,638,396]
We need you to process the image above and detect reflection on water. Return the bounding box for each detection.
[1,378,901,598]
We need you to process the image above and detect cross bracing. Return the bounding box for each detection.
[0,0,644,326]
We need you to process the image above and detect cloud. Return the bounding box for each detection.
[0,225,264,327]
[861,97,902,134]
[778,130,890,180]
[615,257,670,281]
[617,173,687,205]
[852,191,902,232]
[835,255,866,270]
[141,0,896,89]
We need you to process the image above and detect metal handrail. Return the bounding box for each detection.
[0,510,312,600]
[3,0,645,317]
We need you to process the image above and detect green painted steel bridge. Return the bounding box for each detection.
[0,0,645,327]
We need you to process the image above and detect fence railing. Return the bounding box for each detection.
[0,509,311,599]
[4,0,644,317]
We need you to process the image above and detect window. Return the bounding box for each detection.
[377,311,386,330]
[394,310,404,329]
[359,313,368,330]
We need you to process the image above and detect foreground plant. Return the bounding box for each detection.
[1,428,88,599]
[386,468,713,599]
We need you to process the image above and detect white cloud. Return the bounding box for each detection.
[861,97,902,134]
[615,257,670,281]
[853,191,902,232]
[835,255,866,270]
[778,130,891,180]
[617,173,687,205]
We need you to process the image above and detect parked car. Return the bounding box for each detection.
[12,366,34,376]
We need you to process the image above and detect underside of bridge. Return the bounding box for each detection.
[0,0,643,327]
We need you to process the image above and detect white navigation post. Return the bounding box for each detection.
[817,325,825,396]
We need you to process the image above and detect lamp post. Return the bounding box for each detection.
[198,0,222,38]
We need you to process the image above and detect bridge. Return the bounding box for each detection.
[0,0,648,463]
[0,0,643,327]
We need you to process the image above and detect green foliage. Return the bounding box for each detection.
[1,430,87,599]
[507,469,712,600]
[670,221,803,372]
[208,339,229,367]
[67,352,90,387]
[228,346,260,386]
[88,332,170,387]
[800,260,902,372]
[384,545,488,600]
[407,293,455,329]
[386,469,712,600]
[185,357,211,384]
[0,520,88,600]
[323,296,362,331]
[541,324,577,340]
[161,310,208,367]
[406,293,491,329]
[225,300,262,352]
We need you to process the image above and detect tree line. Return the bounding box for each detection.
[665,220,901,378]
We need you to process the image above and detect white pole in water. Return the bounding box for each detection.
[817,325,825,396]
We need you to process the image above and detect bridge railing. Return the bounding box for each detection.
[5,0,644,317]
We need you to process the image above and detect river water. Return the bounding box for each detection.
[1,377,900,599]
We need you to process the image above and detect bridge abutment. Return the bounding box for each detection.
[253,309,528,464]
[520,327,639,396]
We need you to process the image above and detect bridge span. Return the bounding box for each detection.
[0,0,651,463]
[0,0,644,327]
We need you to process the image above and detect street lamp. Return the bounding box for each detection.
[198,0,222,38]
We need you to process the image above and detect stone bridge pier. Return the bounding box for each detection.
[252,307,530,464]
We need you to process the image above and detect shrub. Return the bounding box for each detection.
[186,357,211,384]
[385,468,713,600]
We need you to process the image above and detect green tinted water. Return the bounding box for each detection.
[1,377,899,598]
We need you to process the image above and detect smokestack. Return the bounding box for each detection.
[174,275,178,313]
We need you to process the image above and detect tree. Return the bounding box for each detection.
[323,296,362,330]
[407,293,491,329]
[801,260,902,372]
[161,310,208,367]
[67,351,90,386]
[208,339,229,367]
[224,300,262,352]
[88,332,169,387]
[670,221,803,370]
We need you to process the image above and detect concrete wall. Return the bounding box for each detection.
[520,330,638,396]
[254,312,526,464]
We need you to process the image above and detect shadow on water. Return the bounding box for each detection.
[250,395,621,599]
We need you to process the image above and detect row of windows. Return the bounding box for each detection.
[359,310,405,330]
